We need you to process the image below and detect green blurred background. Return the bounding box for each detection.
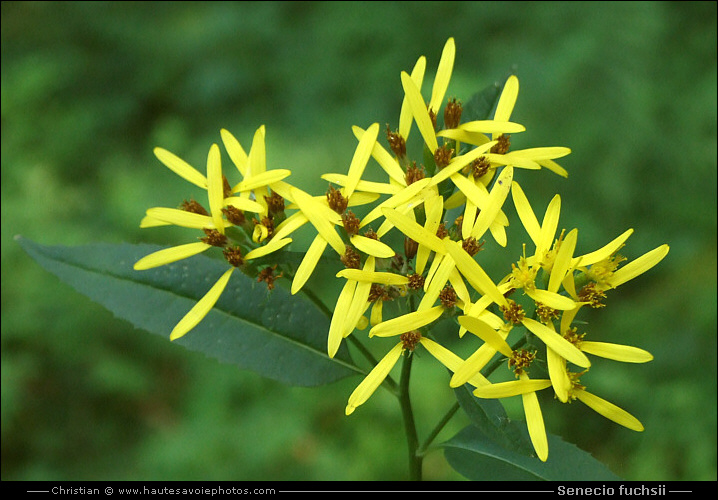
[2,1,716,481]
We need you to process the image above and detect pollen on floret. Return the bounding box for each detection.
[535,303,560,323]
[587,253,626,285]
[405,162,426,185]
[407,273,425,291]
[252,216,274,243]
[264,191,285,216]
[501,299,525,325]
[491,134,511,155]
[443,97,463,130]
[562,326,586,346]
[257,265,282,290]
[223,246,244,267]
[341,246,361,269]
[566,371,588,401]
[510,255,537,292]
[201,228,228,247]
[468,157,491,180]
[433,144,454,169]
[326,185,348,215]
[342,210,361,236]
[436,222,449,240]
[462,236,483,256]
[509,349,536,377]
[404,237,419,260]
[578,282,607,308]
[439,285,458,309]
[400,330,422,352]
[180,199,209,216]
[386,124,406,159]
[222,205,246,226]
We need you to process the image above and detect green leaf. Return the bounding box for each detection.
[442,423,621,481]
[17,236,360,387]
[462,78,505,123]
[454,384,535,456]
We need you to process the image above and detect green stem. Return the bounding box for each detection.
[399,352,422,480]
[418,401,460,456]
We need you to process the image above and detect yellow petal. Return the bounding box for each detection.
[346,343,403,415]
[522,385,549,462]
[574,389,644,432]
[571,229,633,268]
[420,338,491,388]
[400,71,438,152]
[207,144,225,233]
[328,279,357,358]
[419,254,456,311]
[336,269,408,286]
[244,237,292,260]
[220,128,248,176]
[445,240,507,307]
[471,166,513,240]
[223,196,265,213]
[511,182,541,245]
[344,123,380,198]
[547,347,570,403]
[145,207,227,229]
[428,37,455,114]
[458,120,525,135]
[134,242,211,270]
[290,187,346,255]
[291,234,327,294]
[360,177,431,228]
[522,318,590,368]
[232,169,291,193]
[369,306,444,338]
[458,316,514,358]
[153,147,207,189]
[350,234,396,258]
[322,172,401,195]
[247,125,266,176]
[548,228,578,293]
[579,341,654,363]
[370,300,383,327]
[139,214,170,228]
[429,140,497,186]
[399,56,426,140]
[560,304,584,334]
[449,343,497,388]
[537,158,569,178]
[607,244,669,289]
[382,207,444,255]
[494,75,519,123]
[534,194,561,261]
[170,268,234,341]
[436,128,491,147]
[511,146,571,160]
[343,257,376,338]
[273,212,309,241]
[473,378,552,398]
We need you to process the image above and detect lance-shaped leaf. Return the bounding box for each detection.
[17,237,358,387]
[442,423,621,481]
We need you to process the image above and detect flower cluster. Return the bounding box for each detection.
[134,38,668,462]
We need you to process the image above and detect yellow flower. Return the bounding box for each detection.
[345,331,467,415]
[548,304,653,402]
[438,75,571,178]
[565,371,645,432]
[399,37,456,155]
[471,347,553,462]
[135,142,291,340]
[220,126,292,214]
